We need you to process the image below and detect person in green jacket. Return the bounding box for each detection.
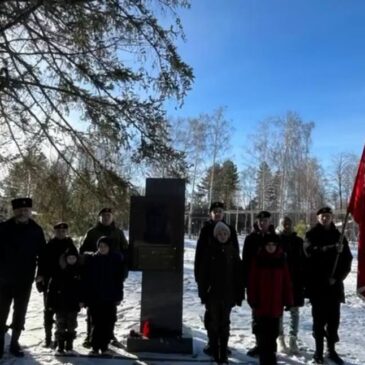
[80,207,128,348]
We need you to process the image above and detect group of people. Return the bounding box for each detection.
[0,196,354,365]
[0,198,128,358]
[195,202,353,365]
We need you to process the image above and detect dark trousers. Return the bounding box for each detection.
[0,282,32,333]
[89,302,115,351]
[311,297,340,344]
[86,305,117,341]
[254,316,279,365]
[43,293,55,340]
[55,311,78,341]
[205,300,232,358]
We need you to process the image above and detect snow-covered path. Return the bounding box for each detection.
[1,238,364,364]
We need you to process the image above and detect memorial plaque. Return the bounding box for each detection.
[133,241,177,271]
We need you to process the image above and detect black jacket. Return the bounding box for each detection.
[81,251,125,305]
[0,217,46,285]
[37,237,77,281]
[194,219,239,283]
[196,236,244,306]
[46,255,81,312]
[80,222,128,279]
[278,231,305,306]
[80,222,128,254]
[304,222,353,302]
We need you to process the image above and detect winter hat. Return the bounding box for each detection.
[97,236,113,248]
[60,247,78,269]
[209,201,225,212]
[11,197,32,209]
[213,221,231,239]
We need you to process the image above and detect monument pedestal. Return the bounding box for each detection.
[127,326,193,353]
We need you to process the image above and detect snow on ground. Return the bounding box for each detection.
[1,237,365,365]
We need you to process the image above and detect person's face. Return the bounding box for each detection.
[265,241,277,254]
[66,255,77,265]
[55,228,67,239]
[283,218,292,232]
[100,212,113,225]
[210,208,224,222]
[13,207,32,222]
[98,242,110,255]
[318,213,333,227]
[216,229,230,243]
[258,217,270,232]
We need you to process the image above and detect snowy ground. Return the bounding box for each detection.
[1,237,364,365]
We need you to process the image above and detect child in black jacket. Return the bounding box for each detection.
[80,236,125,355]
[45,247,80,353]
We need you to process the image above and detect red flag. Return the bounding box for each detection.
[348,146,365,300]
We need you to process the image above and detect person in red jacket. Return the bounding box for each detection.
[247,233,293,365]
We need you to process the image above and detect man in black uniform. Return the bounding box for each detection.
[36,222,77,347]
[194,201,240,356]
[304,207,353,365]
[242,210,276,357]
[80,207,128,347]
[0,198,46,358]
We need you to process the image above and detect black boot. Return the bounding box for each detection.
[313,337,324,364]
[9,330,24,357]
[327,341,344,365]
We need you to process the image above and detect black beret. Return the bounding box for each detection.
[97,236,113,247]
[11,197,32,209]
[209,201,225,212]
[54,222,68,230]
[98,207,112,216]
[316,206,333,215]
[256,210,271,219]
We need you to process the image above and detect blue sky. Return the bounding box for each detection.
[165,0,365,168]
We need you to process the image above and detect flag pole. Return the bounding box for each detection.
[330,210,350,279]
